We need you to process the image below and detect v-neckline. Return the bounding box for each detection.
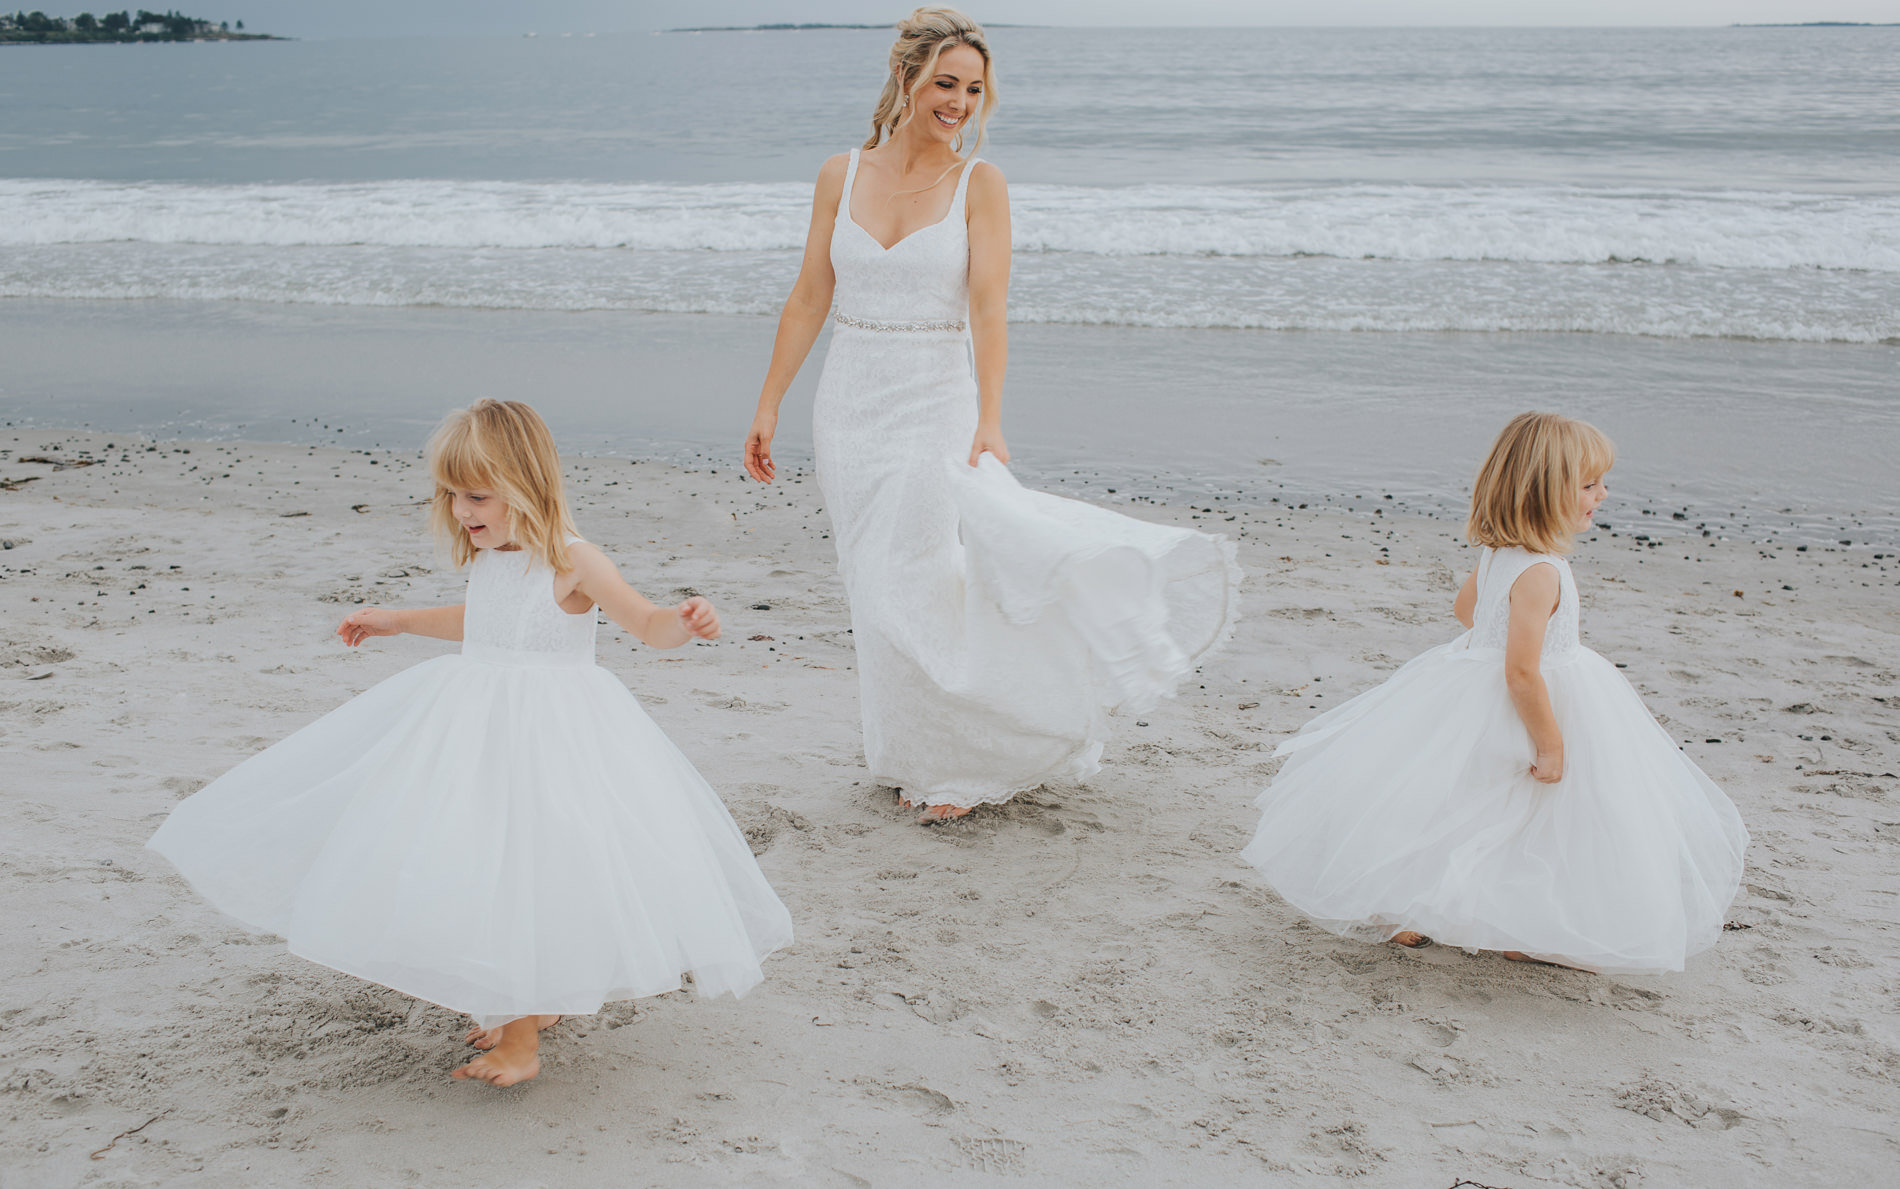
[844,153,969,254]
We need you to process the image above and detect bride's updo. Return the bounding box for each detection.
[863,7,997,154]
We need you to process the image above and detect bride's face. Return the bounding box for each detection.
[902,44,985,145]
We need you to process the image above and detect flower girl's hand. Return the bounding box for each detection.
[968,423,1010,467]
[1530,748,1564,784]
[337,607,402,647]
[678,597,721,641]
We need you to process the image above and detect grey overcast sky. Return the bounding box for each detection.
[187,2,1900,40]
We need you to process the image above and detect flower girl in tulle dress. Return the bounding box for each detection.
[1242,413,1747,974]
[149,400,793,1085]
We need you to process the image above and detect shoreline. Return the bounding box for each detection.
[3,297,1895,549]
[2,427,1896,1185]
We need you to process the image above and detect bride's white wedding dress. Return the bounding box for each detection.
[810,148,1240,808]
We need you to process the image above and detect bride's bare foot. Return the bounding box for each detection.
[895,790,913,809]
[918,803,972,823]
[451,1014,560,1085]
[1389,930,1431,948]
[464,1014,562,1052]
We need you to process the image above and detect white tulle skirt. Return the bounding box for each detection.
[1241,643,1747,974]
[148,655,794,1025]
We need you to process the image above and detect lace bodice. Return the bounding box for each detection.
[461,541,596,665]
[1466,546,1580,665]
[829,147,978,327]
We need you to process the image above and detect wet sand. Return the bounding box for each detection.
[2,429,1896,1187]
[4,297,1896,547]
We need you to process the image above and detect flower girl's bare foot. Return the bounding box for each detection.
[464,1014,562,1052]
[919,803,972,823]
[451,1014,559,1085]
[1389,930,1432,948]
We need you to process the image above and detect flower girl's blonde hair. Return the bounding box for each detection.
[427,399,579,572]
[1467,412,1616,555]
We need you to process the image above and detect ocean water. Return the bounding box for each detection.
[2,26,1896,540]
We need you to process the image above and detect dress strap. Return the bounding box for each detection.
[1486,547,1563,607]
[1479,546,1532,603]
[840,148,862,221]
[952,155,981,213]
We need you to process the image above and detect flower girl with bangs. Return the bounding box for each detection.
[1242,413,1746,973]
[150,399,793,1086]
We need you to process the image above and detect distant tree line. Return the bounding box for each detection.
[0,9,274,41]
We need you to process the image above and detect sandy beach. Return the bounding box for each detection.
[3,429,1896,1187]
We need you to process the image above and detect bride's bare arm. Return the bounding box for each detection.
[966,161,1011,466]
[747,153,848,484]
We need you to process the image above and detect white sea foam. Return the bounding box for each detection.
[4,178,1897,272]
[3,181,1898,343]
[0,180,813,252]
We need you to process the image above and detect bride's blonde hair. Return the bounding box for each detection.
[1467,412,1615,556]
[427,399,579,572]
[863,7,997,156]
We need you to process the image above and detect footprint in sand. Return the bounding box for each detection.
[1616,1074,1743,1130]
[955,1136,1029,1174]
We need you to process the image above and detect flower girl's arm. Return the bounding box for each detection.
[336,605,464,647]
[1503,564,1564,783]
[1453,567,1479,628]
[565,543,722,649]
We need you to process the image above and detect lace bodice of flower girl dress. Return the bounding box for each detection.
[1466,546,1581,666]
[461,543,596,663]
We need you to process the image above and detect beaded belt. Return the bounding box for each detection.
[835,312,966,333]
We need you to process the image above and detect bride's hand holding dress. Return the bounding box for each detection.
[967,422,1009,467]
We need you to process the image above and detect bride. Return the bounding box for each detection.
[744,6,1239,820]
